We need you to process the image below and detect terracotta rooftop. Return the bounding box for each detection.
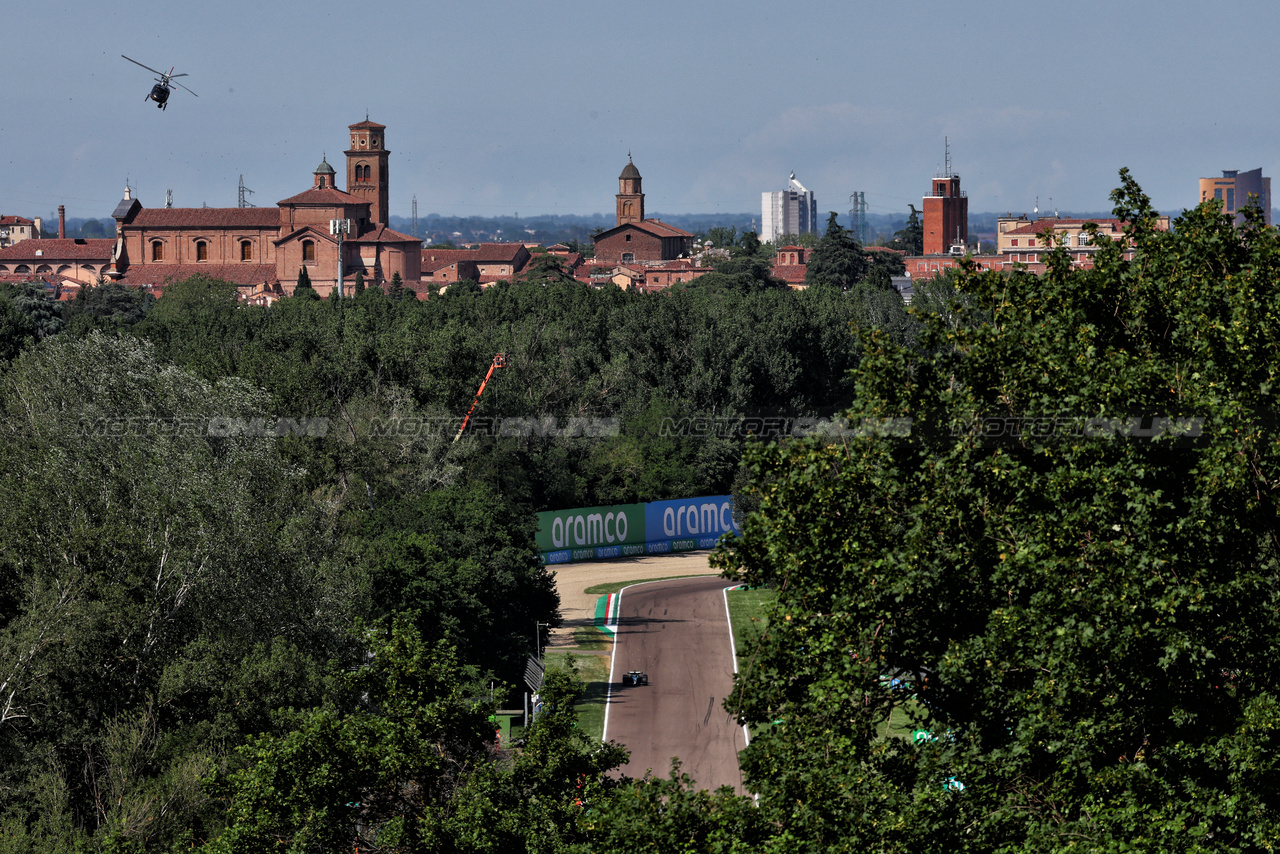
[350,224,420,244]
[132,208,281,229]
[0,238,113,261]
[0,215,35,226]
[276,187,365,207]
[1002,218,1127,237]
[119,264,278,288]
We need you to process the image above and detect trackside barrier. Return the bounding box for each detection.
[537,495,739,564]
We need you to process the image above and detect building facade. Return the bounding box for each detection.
[1198,168,1271,225]
[96,120,420,297]
[593,158,695,265]
[761,173,817,244]
[922,172,968,255]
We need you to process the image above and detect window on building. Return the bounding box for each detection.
[196,241,208,262]
[240,240,252,261]
[302,240,315,263]
[625,233,631,242]
[622,253,634,263]
[1011,239,1019,246]
[1215,188,1223,201]
[1226,188,1235,212]
[151,241,164,261]
[1062,234,1072,247]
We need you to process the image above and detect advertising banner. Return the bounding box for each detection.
[643,495,739,554]
[537,495,739,564]
[536,502,645,564]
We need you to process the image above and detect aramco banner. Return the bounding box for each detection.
[536,495,739,564]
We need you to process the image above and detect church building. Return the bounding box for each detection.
[592,158,694,266]
[24,119,422,298]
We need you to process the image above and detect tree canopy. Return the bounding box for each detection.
[716,171,1280,851]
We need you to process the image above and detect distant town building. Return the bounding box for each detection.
[761,173,817,244]
[593,158,695,266]
[0,120,422,297]
[922,171,968,255]
[996,214,1170,262]
[1199,168,1271,225]
[0,216,38,249]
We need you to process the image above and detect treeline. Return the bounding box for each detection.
[0,258,938,851]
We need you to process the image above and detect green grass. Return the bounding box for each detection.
[571,625,610,651]
[724,586,774,659]
[542,650,612,742]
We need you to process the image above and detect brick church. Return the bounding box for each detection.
[592,157,694,265]
[0,119,420,298]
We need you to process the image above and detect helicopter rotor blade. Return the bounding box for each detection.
[171,80,198,97]
[122,55,165,77]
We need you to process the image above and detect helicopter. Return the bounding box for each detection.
[121,55,197,110]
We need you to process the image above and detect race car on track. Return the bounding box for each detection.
[622,670,649,686]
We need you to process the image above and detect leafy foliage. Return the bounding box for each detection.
[717,171,1280,851]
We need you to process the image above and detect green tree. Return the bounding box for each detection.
[206,621,494,854]
[885,204,924,254]
[353,268,365,296]
[296,265,312,292]
[706,226,737,248]
[716,171,1280,850]
[804,212,867,290]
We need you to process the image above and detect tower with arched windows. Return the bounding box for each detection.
[346,120,389,228]
[616,157,644,226]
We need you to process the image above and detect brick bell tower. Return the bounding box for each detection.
[346,119,389,227]
[616,155,644,225]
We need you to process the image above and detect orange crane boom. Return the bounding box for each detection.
[453,353,507,442]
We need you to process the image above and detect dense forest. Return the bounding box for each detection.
[5,178,1280,851]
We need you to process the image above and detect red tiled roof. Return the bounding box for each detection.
[348,120,386,130]
[132,208,281,229]
[421,249,477,269]
[276,187,365,206]
[350,224,420,244]
[0,238,113,261]
[119,264,278,287]
[473,242,526,262]
[0,215,35,226]
[594,219,695,240]
[772,265,807,284]
[1002,218,1126,236]
[636,219,693,238]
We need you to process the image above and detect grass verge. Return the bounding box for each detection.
[542,649,612,742]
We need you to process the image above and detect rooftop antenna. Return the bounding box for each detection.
[412,194,418,237]
[165,189,173,209]
[1034,196,1040,218]
[944,136,952,178]
[238,175,255,208]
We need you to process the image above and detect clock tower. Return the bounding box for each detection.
[346,119,390,227]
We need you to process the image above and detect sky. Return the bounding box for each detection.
[5,1,1278,225]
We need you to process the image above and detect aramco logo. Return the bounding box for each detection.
[550,511,630,549]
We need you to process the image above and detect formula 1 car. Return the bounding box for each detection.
[622,670,649,686]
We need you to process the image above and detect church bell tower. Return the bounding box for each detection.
[346,119,390,227]
[616,155,644,226]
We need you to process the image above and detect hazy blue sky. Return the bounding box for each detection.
[5,1,1276,224]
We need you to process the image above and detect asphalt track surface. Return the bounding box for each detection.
[604,575,748,793]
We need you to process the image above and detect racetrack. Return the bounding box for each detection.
[603,575,748,793]
[546,552,717,650]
